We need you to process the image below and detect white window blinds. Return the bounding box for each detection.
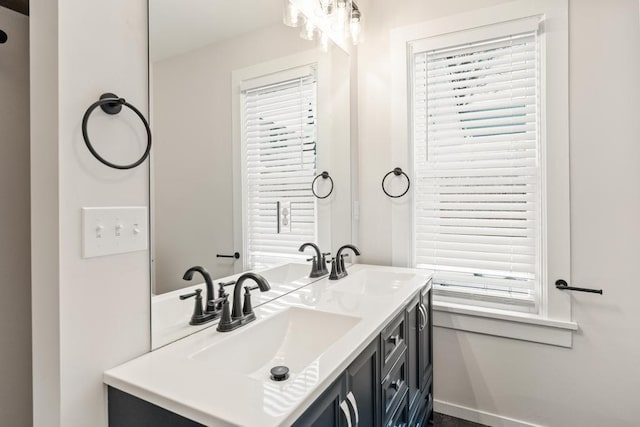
[243,72,318,269]
[412,31,541,310]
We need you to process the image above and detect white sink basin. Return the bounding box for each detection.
[329,269,421,295]
[189,307,361,379]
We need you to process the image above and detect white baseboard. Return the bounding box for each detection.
[434,400,543,427]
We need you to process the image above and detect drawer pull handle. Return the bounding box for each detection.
[389,334,400,345]
[340,400,353,427]
[419,304,428,331]
[346,391,359,427]
[390,380,402,391]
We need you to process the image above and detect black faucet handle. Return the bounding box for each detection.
[244,285,260,293]
[209,294,228,305]
[179,288,202,300]
[306,257,317,262]
[218,280,236,294]
[206,293,229,314]
[216,281,235,310]
[329,257,340,280]
[179,289,217,326]
[242,285,263,316]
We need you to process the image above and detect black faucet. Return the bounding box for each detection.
[299,242,330,277]
[179,289,227,326]
[329,244,361,280]
[183,266,217,313]
[217,272,271,332]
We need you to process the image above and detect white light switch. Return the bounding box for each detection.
[82,207,148,258]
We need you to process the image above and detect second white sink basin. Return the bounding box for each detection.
[259,263,314,286]
[189,307,361,380]
[330,269,421,295]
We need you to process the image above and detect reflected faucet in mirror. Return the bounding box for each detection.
[298,242,330,278]
[182,266,217,313]
[179,288,227,326]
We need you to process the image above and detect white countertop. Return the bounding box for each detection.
[105,264,432,427]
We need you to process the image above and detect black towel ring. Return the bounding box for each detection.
[311,171,334,199]
[382,167,411,198]
[81,93,152,170]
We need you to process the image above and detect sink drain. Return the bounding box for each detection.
[270,365,290,382]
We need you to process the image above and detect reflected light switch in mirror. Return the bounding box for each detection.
[277,201,292,234]
[82,207,148,258]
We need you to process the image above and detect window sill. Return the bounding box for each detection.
[433,301,578,347]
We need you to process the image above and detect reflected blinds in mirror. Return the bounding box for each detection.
[412,30,541,311]
[243,71,318,269]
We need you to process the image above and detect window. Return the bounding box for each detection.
[411,21,541,313]
[242,69,318,269]
[392,1,572,344]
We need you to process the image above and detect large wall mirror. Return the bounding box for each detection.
[149,0,353,348]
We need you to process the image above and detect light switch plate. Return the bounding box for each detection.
[82,207,148,258]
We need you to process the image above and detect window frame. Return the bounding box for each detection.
[390,0,576,346]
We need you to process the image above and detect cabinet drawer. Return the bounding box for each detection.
[386,390,408,427]
[409,377,433,427]
[381,351,408,424]
[381,311,407,377]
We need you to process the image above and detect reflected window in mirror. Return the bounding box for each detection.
[241,66,318,269]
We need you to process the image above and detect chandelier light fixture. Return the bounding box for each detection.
[283,0,363,51]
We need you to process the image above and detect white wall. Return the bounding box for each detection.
[30,1,150,426]
[0,6,31,427]
[357,0,640,425]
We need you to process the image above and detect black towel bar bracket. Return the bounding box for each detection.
[555,279,603,295]
[81,93,152,170]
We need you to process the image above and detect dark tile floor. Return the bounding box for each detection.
[433,412,488,427]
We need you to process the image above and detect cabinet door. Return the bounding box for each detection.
[405,295,421,410]
[418,287,433,391]
[345,338,381,427]
[293,376,349,427]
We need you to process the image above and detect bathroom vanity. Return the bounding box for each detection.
[105,264,433,426]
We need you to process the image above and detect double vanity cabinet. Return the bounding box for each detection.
[105,265,433,427]
[293,283,433,427]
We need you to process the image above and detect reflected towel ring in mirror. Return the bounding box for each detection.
[81,93,152,170]
[311,171,334,199]
[382,167,411,198]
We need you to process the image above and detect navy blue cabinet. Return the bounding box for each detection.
[346,339,382,427]
[295,339,381,427]
[292,376,349,427]
[295,281,433,427]
[408,284,433,425]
